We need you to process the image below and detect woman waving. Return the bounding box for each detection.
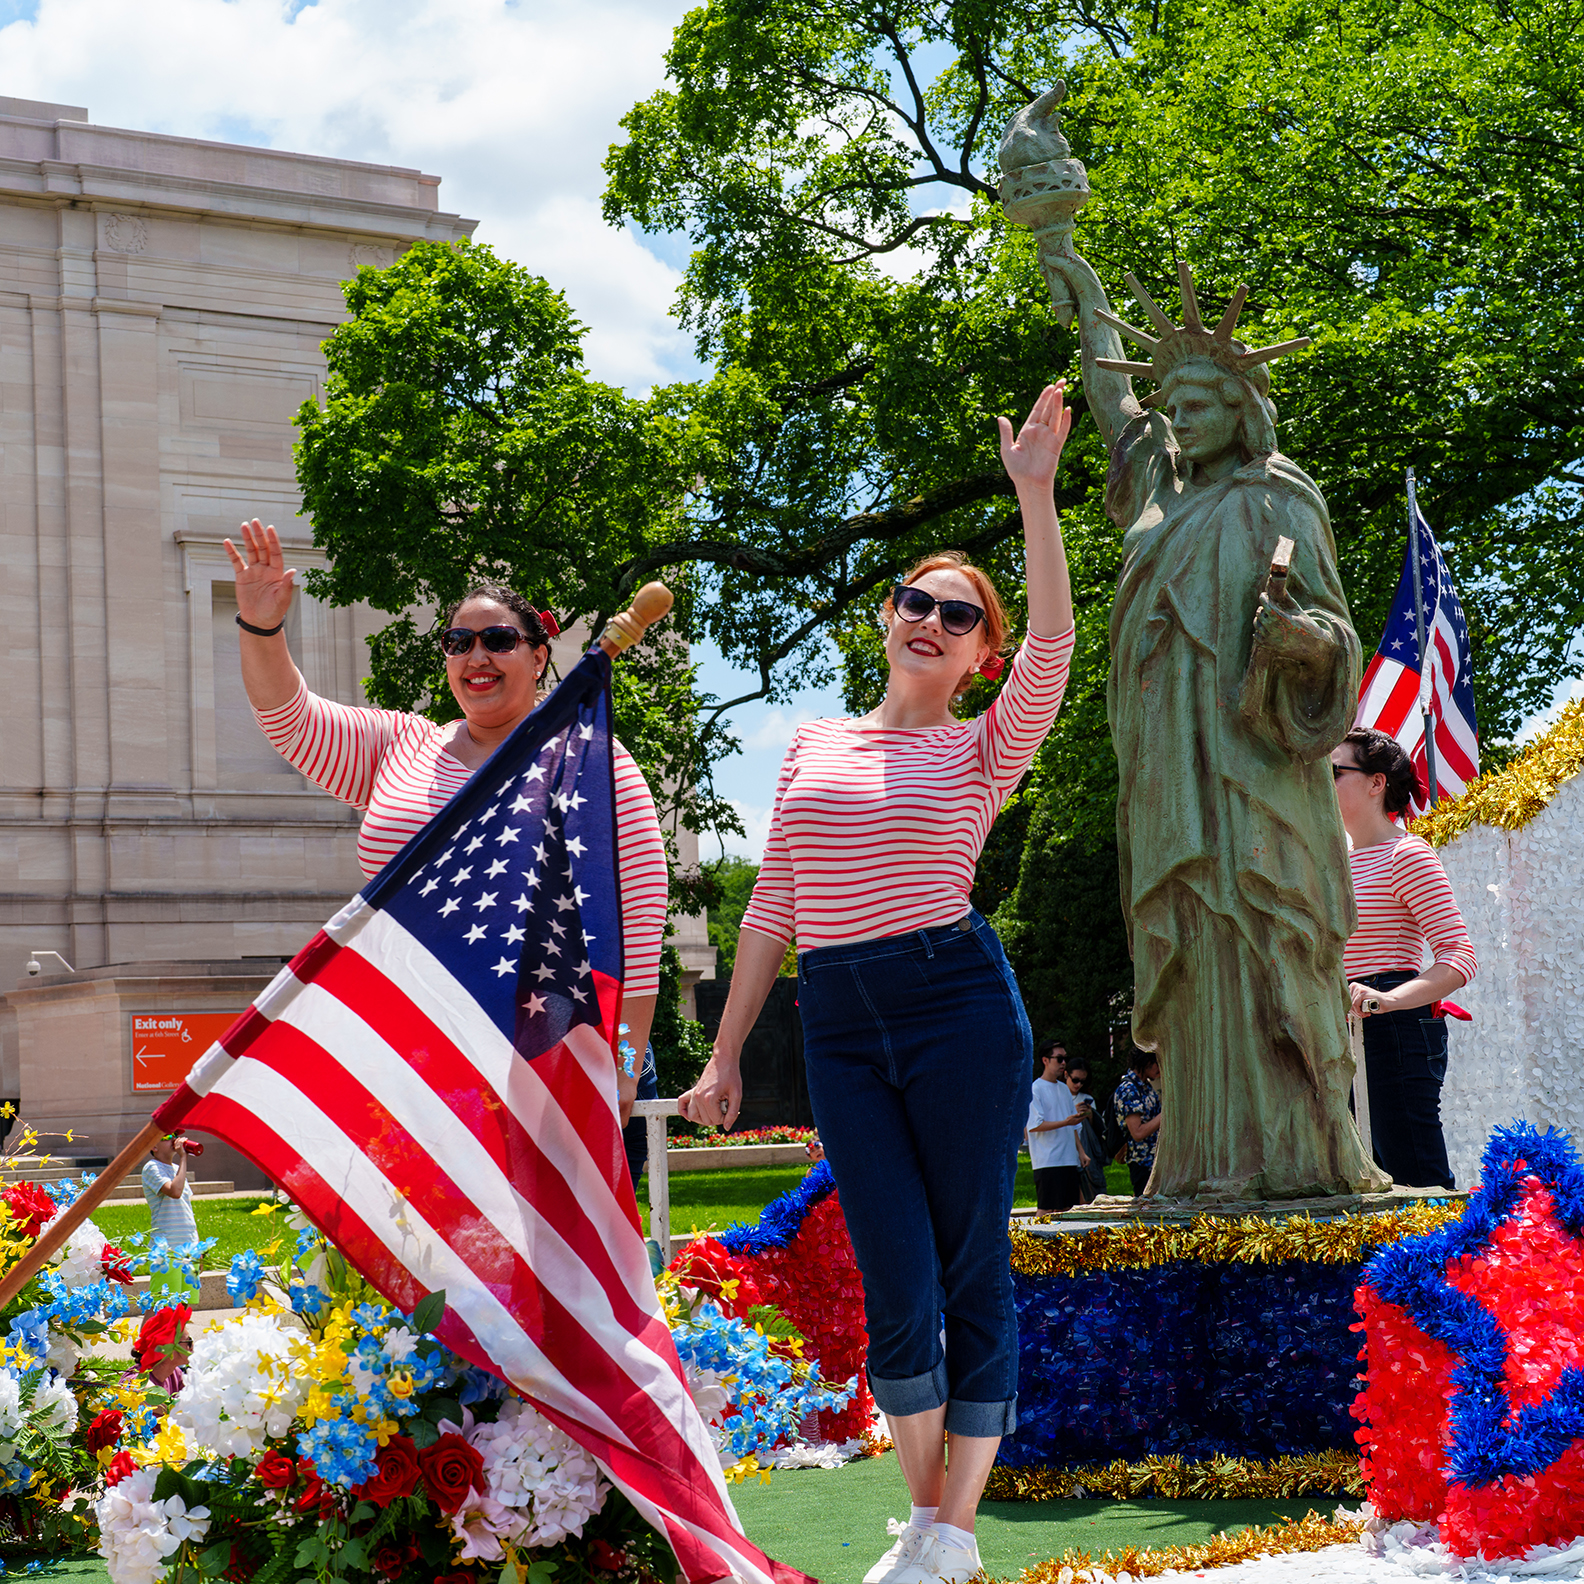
[682,385,1077,1584]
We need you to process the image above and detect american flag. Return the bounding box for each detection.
[1355,497,1479,813]
[153,647,807,1584]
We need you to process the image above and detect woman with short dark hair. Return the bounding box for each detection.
[1332,727,1476,1189]
[1112,1047,1162,1196]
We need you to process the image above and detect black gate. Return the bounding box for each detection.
[692,977,813,1130]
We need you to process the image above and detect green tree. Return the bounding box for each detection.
[703,857,761,974]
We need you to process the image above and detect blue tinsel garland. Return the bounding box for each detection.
[1363,1121,1584,1490]
[714,1160,836,1256]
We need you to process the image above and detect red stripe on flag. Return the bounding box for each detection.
[1368,665,1422,737]
[311,949,653,1309]
[181,1090,429,1316]
[287,928,341,987]
[1435,720,1477,783]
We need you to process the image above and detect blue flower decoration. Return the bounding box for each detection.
[227,1251,265,1303]
[717,1161,836,1256]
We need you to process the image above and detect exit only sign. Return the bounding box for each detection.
[129,1012,241,1093]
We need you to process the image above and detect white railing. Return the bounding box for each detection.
[631,1097,681,1251]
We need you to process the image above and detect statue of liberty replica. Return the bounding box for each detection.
[1001,89,1387,1200]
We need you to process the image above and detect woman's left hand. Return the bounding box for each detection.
[998,383,1073,492]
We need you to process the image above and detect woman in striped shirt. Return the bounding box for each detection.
[681,384,1077,1584]
[1334,727,1476,1190]
[223,520,670,1120]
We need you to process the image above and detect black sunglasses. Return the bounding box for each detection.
[1332,764,1368,780]
[891,584,986,637]
[440,625,533,657]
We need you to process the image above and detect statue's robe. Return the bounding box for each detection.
[1105,411,1387,1200]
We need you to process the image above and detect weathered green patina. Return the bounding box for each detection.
[1001,91,1386,1200]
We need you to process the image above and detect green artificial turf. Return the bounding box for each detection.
[731,1451,1343,1582]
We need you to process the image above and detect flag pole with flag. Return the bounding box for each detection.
[0,583,813,1584]
[1354,471,1480,814]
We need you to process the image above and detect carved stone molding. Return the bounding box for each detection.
[349,243,393,271]
[103,213,148,253]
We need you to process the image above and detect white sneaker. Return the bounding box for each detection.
[862,1520,934,1584]
[893,1533,982,1584]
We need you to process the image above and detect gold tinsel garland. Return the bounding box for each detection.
[985,1451,1364,1504]
[1012,1508,1365,1582]
[1411,695,1584,847]
[1008,1202,1461,1276]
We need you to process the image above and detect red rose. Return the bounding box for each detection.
[3,1182,56,1240]
[293,1464,340,1518]
[588,1540,627,1571]
[372,1535,421,1579]
[353,1434,420,1504]
[434,1575,477,1584]
[105,1450,139,1486]
[417,1433,485,1514]
[100,1244,135,1285]
[84,1409,124,1453]
[135,1303,193,1373]
[254,1449,296,1490]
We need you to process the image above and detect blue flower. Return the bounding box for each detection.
[227,1251,265,1304]
[289,1283,327,1318]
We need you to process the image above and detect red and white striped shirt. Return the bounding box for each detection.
[255,683,670,997]
[741,628,1076,950]
[1345,832,1476,986]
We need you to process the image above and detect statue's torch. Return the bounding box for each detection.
[997,84,1091,328]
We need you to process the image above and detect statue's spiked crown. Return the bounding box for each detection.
[1095,263,1310,408]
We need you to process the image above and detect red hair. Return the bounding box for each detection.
[882,552,1011,698]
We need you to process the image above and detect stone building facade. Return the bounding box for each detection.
[0,97,711,1169]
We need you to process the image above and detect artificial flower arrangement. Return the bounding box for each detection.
[666,1128,819,1151]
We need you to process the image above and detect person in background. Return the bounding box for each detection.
[142,1133,199,1302]
[1027,1040,1089,1212]
[1113,1049,1162,1197]
[1333,727,1476,1190]
[1065,1059,1106,1202]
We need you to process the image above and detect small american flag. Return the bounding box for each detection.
[154,647,808,1584]
[1355,496,1479,812]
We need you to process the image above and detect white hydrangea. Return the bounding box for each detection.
[33,1372,78,1435]
[95,1465,210,1584]
[468,1397,609,1548]
[0,1369,22,1463]
[170,1312,310,1458]
[53,1218,108,1289]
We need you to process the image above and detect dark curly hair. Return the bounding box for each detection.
[1340,727,1419,816]
[445,583,554,649]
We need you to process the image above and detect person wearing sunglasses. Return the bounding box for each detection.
[1332,727,1475,1190]
[222,521,669,1122]
[679,385,1077,1584]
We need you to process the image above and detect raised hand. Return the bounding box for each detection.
[997,382,1074,493]
[224,520,298,631]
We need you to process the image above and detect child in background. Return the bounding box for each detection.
[141,1133,200,1302]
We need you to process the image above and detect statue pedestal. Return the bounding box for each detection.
[990,1194,1465,1500]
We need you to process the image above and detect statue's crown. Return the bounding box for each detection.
[1094,263,1309,408]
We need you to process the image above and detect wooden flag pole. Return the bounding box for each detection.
[0,583,678,1312]
[0,1120,165,1309]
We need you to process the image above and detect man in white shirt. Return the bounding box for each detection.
[1026,1040,1091,1212]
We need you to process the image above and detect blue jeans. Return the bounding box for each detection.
[798,910,1031,1437]
[1356,971,1455,1191]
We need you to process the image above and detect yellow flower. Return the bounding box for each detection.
[250,1201,278,1217]
[137,1420,197,1468]
[387,1370,415,1400]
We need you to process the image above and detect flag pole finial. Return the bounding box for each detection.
[600,582,674,656]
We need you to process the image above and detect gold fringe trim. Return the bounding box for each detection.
[1009,1203,1461,1276]
[1010,1507,1365,1581]
[1412,695,1584,847]
[985,1451,1363,1505]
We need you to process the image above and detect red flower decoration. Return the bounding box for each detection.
[3,1182,56,1240]
[104,1450,139,1486]
[254,1449,297,1490]
[100,1244,135,1284]
[434,1574,478,1584]
[372,1535,421,1579]
[293,1462,340,1518]
[135,1303,192,1373]
[353,1434,421,1503]
[84,1409,124,1454]
[588,1540,627,1571]
[418,1432,486,1514]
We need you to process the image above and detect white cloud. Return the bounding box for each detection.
[715,801,775,862]
[743,707,820,753]
[0,0,695,390]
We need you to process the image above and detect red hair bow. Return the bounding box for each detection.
[978,654,1006,680]
[540,610,561,638]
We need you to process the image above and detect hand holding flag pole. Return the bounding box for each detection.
[0,580,676,1311]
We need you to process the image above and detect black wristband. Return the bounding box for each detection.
[235,613,285,638]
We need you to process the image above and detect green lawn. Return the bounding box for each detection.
[92,1195,284,1273]
[640,1159,1134,1238]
